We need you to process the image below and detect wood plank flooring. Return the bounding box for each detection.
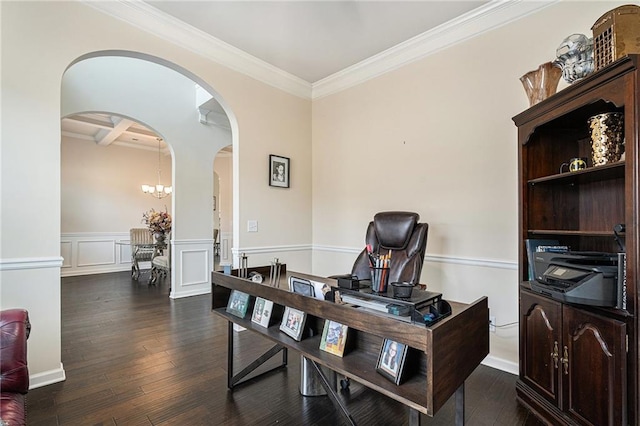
[25,271,544,425]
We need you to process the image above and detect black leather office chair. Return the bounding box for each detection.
[351,211,428,285]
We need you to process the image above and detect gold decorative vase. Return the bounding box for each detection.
[588,112,624,166]
[520,62,562,106]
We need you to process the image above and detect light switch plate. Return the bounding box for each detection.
[247,220,258,232]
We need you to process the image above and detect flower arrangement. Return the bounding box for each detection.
[142,208,172,235]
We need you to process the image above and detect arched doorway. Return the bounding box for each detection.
[61,51,236,299]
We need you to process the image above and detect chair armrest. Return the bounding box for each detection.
[0,309,30,394]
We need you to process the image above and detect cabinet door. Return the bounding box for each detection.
[562,306,626,426]
[520,290,562,406]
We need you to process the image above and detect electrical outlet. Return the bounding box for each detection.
[247,220,258,232]
[489,316,496,333]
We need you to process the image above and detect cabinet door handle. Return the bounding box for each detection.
[560,345,569,375]
[550,341,559,368]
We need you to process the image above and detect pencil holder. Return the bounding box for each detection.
[370,267,390,293]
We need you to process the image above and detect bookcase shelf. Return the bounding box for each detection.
[513,55,639,426]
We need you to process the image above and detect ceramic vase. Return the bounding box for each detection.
[589,112,625,166]
[154,232,166,245]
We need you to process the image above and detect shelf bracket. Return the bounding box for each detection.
[227,321,288,389]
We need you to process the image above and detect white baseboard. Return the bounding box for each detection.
[29,363,66,389]
[482,354,519,375]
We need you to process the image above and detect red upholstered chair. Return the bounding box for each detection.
[1,309,31,426]
[351,211,429,285]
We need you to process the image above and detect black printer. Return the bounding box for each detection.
[532,251,621,308]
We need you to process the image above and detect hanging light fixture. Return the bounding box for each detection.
[141,138,172,199]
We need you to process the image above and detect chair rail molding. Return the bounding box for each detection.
[312,245,516,270]
[0,257,64,271]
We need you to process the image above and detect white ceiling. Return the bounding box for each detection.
[65,1,491,149]
[145,0,490,83]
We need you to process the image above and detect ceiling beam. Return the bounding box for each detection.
[62,115,114,130]
[95,116,134,146]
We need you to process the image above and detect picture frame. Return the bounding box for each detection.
[279,306,306,341]
[226,290,250,319]
[269,154,290,188]
[251,297,274,328]
[289,276,315,297]
[376,338,409,385]
[319,320,349,357]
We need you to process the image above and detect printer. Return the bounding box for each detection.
[532,251,621,308]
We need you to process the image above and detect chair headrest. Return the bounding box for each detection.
[373,211,419,250]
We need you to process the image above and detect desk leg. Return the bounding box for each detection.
[227,321,234,389]
[226,321,288,390]
[455,382,465,426]
[409,408,421,425]
[309,360,356,426]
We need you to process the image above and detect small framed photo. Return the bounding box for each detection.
[226,290,250,319]
[251,297,274,328]
[269,154,290,188]
[279,306,306,341]
[289,276,315,297]
[376,339,409,385]
[319,320,349,357]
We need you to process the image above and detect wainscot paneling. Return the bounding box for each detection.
[60,232,132,277]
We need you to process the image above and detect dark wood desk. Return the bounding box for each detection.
[211,269,489,425]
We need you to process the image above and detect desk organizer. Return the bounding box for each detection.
[413,300,452,326]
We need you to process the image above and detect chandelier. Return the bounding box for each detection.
[141,138,172,199]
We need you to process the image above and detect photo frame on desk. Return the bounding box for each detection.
[319,320,348,357]
[279,306,306,341]
[251,297,274,328]
[289,276,314,297]
[226,290,250,319]
[269,154,290,188]
[376,338,409,385]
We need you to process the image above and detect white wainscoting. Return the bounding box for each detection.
[60,232,132,277]
[171,239,214,299]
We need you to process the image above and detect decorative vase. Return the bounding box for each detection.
[588,112,625,166]
[553,34,594,83]
[154,232,166,245]
[519,62,563,106]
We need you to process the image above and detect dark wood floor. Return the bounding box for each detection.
[26,270,544,425]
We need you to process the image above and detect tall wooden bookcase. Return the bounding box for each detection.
[513,55,640,425]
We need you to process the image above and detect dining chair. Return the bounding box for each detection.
[129,228,154,280]
[150,233,171,284]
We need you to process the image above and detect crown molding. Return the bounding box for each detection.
[82,0,557,101]
[312,0,559,99]
[81,0,312,100]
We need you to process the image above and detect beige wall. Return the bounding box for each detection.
[62,138,173,232]
[1,0,311,385]
[311,1,629,370]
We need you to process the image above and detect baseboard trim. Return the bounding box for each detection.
[29,363,66,389]
[482,354,519,375]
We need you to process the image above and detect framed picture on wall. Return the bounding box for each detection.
[269,154,290,188]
